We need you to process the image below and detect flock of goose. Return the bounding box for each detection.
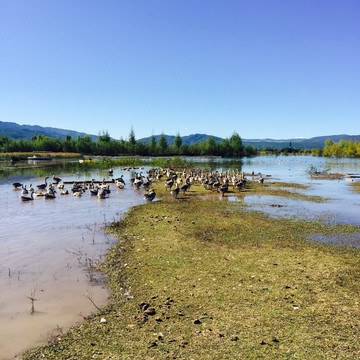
[12,174,127,201]
[156,167,264,198]
[12,168,265,203]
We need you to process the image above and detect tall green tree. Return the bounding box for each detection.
[127,128,137,155]
[149,135,157,156]
[158,133,168,155]
[174,132,182,152]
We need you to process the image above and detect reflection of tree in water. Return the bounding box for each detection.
[0,160,87,183]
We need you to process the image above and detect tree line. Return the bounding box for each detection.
[1,131,359,158]
[0,130,258,157]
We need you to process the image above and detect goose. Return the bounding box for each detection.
[60,189,69,195]
[44,190,56,199]
[258,173,264,185]
[218,184,228,197]
[165,180,174,191]
[21,185,28,196]
[89,187,98,196]
[143,189,156,202]
[12,182,23,189]
[235,180,245,192]
[134,179,143,189]
[34,190,46,197]
[29,184,34,192]
[37,177,49,190]
[21,191,34,201]
[52,174,62,184]
[97,188,107,199]
[143,178,152,189]
[180,183,190,195]
[108,168,114,175]
[171,183,180,198]
[116,181,125,189]
[115,175,125,189]
[89,185,98,196]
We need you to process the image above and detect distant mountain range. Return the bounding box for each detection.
[0,121,98,141]
[1,121,359,149]
[139,133,360,150]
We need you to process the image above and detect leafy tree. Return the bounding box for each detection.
[229,132,244,157]
[244,145,257,156]
[206,136,218,155]
[219,138,232,157]
[76,135,94,154]
[98,130,111,142]
[158,133,168,155]
[149,135,157,156]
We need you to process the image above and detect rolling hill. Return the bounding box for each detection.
[0,121,98,141]
[1,121,359,149]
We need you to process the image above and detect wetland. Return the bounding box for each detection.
[0,155,359,359]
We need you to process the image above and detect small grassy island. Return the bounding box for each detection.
[22,175,360,359]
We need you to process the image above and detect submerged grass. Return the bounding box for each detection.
[244,181,326,203]
[22,180,360,359]
[350,181,360,193]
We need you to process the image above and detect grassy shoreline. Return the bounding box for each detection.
[22,180,360,359]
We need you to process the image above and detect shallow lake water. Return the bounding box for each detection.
[0,155,359,359]
[0,162,146,359]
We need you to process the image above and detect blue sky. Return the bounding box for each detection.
[1,0,359,140]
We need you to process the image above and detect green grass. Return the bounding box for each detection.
[79,157,194,169]
[22,180,360,359]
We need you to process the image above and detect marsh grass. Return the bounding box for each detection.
[350,181,360,192]
[22,180,360,359]
[242,180,326,203]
